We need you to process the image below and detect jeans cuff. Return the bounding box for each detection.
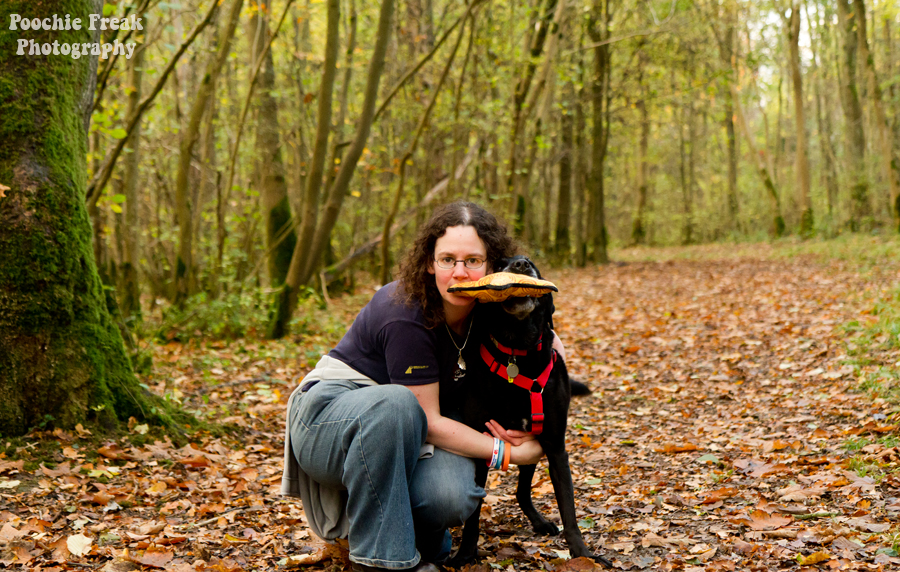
[350,553,421,570]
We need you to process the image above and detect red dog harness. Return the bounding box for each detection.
[479,337,556,435]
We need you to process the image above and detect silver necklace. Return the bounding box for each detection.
[446,315,474,372]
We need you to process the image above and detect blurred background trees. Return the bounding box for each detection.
[66,0,900,336]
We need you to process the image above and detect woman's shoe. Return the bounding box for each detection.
[351,561,439,572]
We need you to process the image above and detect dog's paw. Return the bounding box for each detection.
[444,553,476,569]
[532,520,559,536]
[592,553,614,569]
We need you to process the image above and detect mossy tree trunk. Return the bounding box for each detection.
[0,0,169,436]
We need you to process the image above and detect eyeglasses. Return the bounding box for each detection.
[435,256,486,270]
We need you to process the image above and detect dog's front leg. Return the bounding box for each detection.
[515,464,559,535]
[545,447,613,568]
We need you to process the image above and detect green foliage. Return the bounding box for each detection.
[157,291,270,341]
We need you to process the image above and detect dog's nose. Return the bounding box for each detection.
[510,259,531,273]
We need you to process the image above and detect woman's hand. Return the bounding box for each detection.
[510,439,544,465]
[485,419,535,447]
[484,419,544,465]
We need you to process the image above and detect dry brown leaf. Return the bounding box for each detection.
[743,510,792,531]
[555,557,601,572]
[653,442,699,453]
[702,487,740,504]
[796,551,831,565]
[129,548,174,569]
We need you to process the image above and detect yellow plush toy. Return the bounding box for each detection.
[447,272,558,302]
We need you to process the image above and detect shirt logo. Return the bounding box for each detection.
[405,365,429,374]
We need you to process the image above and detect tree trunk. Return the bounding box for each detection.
[720,10,739,230]
[251,0,296,288]
[836,0,870,228]
[120,34,145,319]
[804,0,840,222]
[631,58,649,246]
[0,0,173,435]
[173,0,244,306]
[853,0,900,230]
[587,0,610,264]
[786,2,813,235]
[555,81,574,261]
[506,0,561,232]
[272,0,396,338]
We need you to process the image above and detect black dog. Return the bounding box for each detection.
[450,256,612,568]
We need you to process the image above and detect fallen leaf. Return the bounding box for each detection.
[796,551,831,565]
[131,548,174,569]
[67,533,93,557]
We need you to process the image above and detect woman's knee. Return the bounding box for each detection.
[412,452,482,527]
[418,478,481,528]
[360,385,427,440]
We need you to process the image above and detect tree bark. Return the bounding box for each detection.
[271,0,396,338]
[785,2,813,234]
[587,0,611,263]
[836,0,870,228]
[721,10,739,230]
[173,0,244,306]
[804,0,840,221]
[555,81,574,261]
[251,0,296,288]
[120,32,145,319]
[631,54,650,245]
[853,0,900,230]
[0,0,174,435]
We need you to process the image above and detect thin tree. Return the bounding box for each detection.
[271,0,396,338]
[173,0,245,306]
[836,0,870,228]
[781,0,813,234]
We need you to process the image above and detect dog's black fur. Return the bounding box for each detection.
[450,256,611,568]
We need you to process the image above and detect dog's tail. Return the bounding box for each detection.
[570,378,592,396]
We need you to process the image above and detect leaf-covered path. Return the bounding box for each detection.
[3,248,900,571]
[544,252,900,571]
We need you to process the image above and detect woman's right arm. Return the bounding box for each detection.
[406,382,543,466]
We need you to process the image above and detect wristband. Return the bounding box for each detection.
[487,437,500,468]
[501,440,510,471]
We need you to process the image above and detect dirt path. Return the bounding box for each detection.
[478,256,900,571]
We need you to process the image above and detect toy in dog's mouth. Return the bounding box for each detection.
[445,271,557,303]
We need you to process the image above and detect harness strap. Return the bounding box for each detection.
[479,344,556,435]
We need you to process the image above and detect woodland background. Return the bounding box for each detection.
[3,1,900,569]
[75,0,900,337]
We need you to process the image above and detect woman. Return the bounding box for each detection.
[281,202,544,572]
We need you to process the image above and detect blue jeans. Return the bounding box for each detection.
[289,380,484,568]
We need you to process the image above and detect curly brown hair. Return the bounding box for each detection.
[397,201,518,327]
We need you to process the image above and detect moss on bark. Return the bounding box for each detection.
[0,0,178,436]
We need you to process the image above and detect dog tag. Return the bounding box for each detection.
[507,362,519,380]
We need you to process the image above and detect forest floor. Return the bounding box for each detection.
[3,237,900,572]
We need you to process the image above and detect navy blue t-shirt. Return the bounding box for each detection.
[329,281,469,413]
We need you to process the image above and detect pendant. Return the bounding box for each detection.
[507,362,519,379]
[457,354,466,371]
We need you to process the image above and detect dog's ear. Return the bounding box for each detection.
[543,293,555,329]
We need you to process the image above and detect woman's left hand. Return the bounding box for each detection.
[485,419,535,447]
